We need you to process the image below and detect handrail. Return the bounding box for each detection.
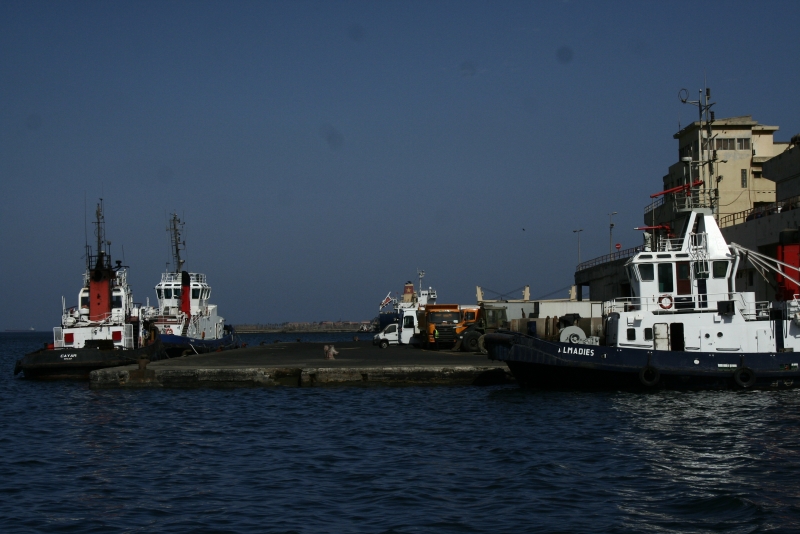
[576,246,644,272]
[718,193,800,229]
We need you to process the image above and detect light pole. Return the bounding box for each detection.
[609,212,617,254]
[573,229,583,264]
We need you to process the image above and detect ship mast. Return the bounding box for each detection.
[87,199,111,272]
[168,213,186,273]
[679,83,718,217]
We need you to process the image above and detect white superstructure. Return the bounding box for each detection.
[605,208,800,354]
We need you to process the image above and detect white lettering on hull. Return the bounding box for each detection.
[558,346,595,357]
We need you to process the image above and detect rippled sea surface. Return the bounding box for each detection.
[3,333,800,533]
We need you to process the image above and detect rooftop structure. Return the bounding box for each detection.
[645,115,788,227]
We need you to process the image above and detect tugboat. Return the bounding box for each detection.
[485,205,800,390]
[14,200,164,379]
[141,213,238,357]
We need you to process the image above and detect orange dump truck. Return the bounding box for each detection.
[417,304,461,349]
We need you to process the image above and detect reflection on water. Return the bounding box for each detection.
[2,333,800,533]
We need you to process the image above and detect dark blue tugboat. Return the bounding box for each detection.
[486,207,800,391]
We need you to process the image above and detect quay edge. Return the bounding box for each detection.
[89,365,512,388]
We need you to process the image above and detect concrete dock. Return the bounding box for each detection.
[89,341,512,388]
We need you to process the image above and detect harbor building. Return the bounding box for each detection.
[576,114,795,303]
[720,140,800,301]
[645,116,787,227]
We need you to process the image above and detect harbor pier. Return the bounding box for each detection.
[89,341,511,388]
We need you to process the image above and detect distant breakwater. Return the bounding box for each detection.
[235,322,370,334]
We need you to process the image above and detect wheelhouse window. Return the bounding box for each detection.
[693,261,709,279]
[639,264,654,281]
[192,288,201,299]
[80,293,89,308]
[164,288,172,299]
[173,288,181,298]
[658,263,674,293]
[111,293,123,309]
[712,261,729,278]
[627,328,636,341]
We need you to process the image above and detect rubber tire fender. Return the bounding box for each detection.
[734,367,757,388]
[639,366,660,387]
[463,331,481,352]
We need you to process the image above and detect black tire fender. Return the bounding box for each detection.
[734,367,756,388]
[639,366,660,387]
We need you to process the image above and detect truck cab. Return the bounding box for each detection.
[399,308,420,345]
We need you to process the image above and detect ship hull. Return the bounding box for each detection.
[485,333,800,391]
[159,333,239,358]
[14,340,166,380]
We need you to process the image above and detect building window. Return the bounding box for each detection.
[737,138,751,150]
[716,138,736,150]
[741,169,748,188]
[753,170,762,179]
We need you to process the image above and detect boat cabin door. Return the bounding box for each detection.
[654,323,669,351]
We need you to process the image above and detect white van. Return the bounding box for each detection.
[373,323,399,348]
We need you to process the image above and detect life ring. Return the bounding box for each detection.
[639,366,660,387]
[734,367,756,388]
[658,295,673,310]
[165,327,173,335]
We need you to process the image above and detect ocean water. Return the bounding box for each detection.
[2,332,800,533]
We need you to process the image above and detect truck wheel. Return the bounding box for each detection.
[478,335,488,355]
[379,339,389,349]
[463,332,481,352]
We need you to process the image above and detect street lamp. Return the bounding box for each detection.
[573,229,583,264]
[609,212,617,254]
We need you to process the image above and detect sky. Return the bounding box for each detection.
[2,0,800,329]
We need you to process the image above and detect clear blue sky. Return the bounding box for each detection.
[2,0,799,328]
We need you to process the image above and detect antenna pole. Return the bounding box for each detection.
[169,213,186,273]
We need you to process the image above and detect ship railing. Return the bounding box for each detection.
[673,189,716,212]
[653,237,684,252]
[606,292,771,318]
[160,272,208,284]
[60,309,126,326]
